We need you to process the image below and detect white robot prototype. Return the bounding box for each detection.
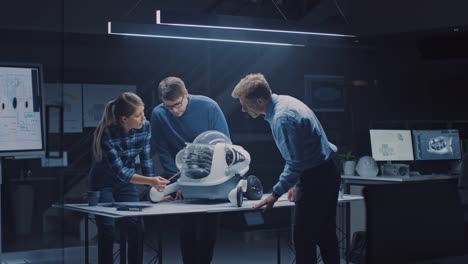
[149,131,263,207]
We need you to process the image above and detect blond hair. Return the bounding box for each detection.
[92,92,143,161]
[231,73,272,100]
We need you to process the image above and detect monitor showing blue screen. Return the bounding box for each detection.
[412,129,462,160]
[370,129,414,161]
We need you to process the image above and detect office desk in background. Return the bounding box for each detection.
[341,173,460,263]
[342,174,459,185]
[60,193,363,264]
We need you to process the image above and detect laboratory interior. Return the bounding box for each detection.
[1,0,468,264]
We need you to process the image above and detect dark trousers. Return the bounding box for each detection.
[95,185,144,264]
[294,159,341,264]
[179,213,218,264]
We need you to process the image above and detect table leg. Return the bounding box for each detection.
[344,181,351,264]
[85,214,89,264]
[158,216,163,264]
[277,229,281,264]
[120,219,127,264]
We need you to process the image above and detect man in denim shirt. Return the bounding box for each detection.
[232,73,341,264]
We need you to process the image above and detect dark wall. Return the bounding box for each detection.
[1,29,373,251]
[2,27,468,251]
[334,32,468,158]
[3,28,467,186]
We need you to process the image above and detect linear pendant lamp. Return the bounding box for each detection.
[156,10,355,38]
[108,21,304,46]
[107,10,356,47]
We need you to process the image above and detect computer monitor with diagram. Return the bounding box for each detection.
[370,129,414,176]
[0,63,45,157]
[370,129,414,162]
[412,129,462,160]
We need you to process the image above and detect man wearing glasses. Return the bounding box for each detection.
[150,76,230,264]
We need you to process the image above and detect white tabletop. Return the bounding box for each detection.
[341,174,459,182]
[60,193,363,218]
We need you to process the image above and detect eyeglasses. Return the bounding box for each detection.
[164,95,185,110]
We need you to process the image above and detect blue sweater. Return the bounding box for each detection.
[150,94,230,175]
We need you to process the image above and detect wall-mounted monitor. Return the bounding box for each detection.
[412,129,462,160]
[370,129,414,161]
[0,63,45,157]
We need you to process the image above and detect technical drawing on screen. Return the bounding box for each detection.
[412,129,462,160]
[369,129,414,162]
[0,63,44,157]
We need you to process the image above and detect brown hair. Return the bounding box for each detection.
[158,77,186,101]
[92,92,143,161]
[231,73,272,100]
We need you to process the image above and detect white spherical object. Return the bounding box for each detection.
[193,130,231,145]
[355,156,379,177]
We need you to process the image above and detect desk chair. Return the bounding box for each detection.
[364,182,465,264]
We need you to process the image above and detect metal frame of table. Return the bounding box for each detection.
[59,193,364,264]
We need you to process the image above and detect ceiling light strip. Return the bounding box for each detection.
[107,22,305,47]
[156,10,356,38]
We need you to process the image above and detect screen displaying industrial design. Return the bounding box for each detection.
[412,129,462,160]
[0,64,44,156]
[370,129,414,161]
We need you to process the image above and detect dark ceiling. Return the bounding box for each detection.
[1,0,468,37]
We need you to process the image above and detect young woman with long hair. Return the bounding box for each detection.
[89,92,169,264]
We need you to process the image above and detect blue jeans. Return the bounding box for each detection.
[94,185,144,264]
